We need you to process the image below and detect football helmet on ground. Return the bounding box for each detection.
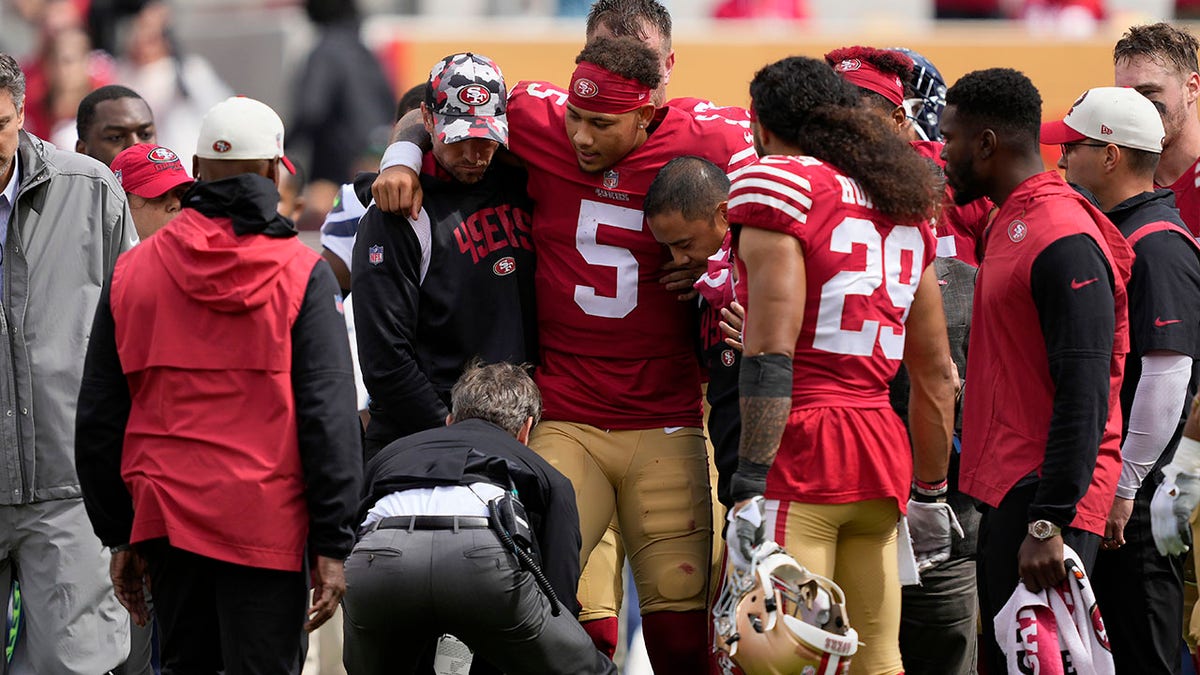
[713,542,859,675]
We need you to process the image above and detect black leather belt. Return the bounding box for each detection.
[360,515,492,537]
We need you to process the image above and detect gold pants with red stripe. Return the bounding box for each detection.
[765,498,904,675]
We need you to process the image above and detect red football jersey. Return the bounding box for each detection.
[1164,156,1200,239]
[729,155,936,506]
[507,81,757,428]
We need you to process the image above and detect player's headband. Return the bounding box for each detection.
[833,58,904,107]
[568,61,653,115]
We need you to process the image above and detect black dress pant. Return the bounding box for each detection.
[976,482,1100,675]
[1092,468,1184,674]
[140,538,307,675]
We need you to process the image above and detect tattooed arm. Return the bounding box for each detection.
[730,227,806,505]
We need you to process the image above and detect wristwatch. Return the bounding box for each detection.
[1028,520,1062,541]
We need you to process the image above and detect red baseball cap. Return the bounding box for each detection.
[111,144,194,199]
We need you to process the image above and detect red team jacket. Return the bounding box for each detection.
[729,155,936,509]
[110,209,321,572]
[959,172,1132,536]
[505,82,757,429]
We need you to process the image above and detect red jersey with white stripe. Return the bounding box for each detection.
[1163,156,1200,239]
[729,155,935,507]
[507,81,757,428]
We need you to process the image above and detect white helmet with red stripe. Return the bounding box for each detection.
[713,541,859,675]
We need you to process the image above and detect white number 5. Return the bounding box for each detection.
[812,217,924,359]
[574,200,643,318]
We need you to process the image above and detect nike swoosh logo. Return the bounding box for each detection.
[1155,317,1183,327]
[664,426,684,434]
[1070,278,1099,290]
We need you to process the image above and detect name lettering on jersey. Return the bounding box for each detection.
[524,82,568,107]
[594,187,631,202]
[836,175,875,209]
[453,204,534,264]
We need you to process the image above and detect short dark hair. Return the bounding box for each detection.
[825,45,913,112]
[644,156,730,221]
[397,84,425,121]
[586,0,672,53]
[0,53,26,110]
[1115,23,1199,77]
[450,362,542,435]
[77,85,146,139]
[1123,146,1161,176]
[750,56,940,225]
[305,0,358,25]
[944,68,1042,144]
[576,36,662,92]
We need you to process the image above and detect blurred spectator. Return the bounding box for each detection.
[288,0,393,230]
[20,0,115,142]
[1181,0,1200,19]
[116,1,231,169]
[711,0,805,18]
[1023,0,1104,38]
[278,160,306,223]
[935,0,1005,18]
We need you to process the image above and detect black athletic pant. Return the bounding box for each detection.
[140,538,307,675]
[1092,469,1184,675]
[976,482,1100,675]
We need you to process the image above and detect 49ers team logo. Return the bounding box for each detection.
[493,256,516,276]
[147,147,178,163]
[212,140,232,153]
[574,78,599,98]
[835,59,862,72]
[1008,219,1028,243]
[721,349,736,367]
[458,84,491,107]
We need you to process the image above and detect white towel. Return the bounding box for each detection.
[992,544,1115,675]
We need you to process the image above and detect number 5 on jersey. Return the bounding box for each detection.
[574,199,643,319]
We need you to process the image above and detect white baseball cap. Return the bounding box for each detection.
[195,96,296,172]
[1040,86,1164,154]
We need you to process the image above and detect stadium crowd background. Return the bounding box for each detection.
[1,1,1198,673]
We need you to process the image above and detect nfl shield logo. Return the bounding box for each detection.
[603,170,619,190]
[368,245,384,266]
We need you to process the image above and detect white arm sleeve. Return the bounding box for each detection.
[379,141,423,173]
[1118,352,1194,499]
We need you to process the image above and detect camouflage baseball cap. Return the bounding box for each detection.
[426,53,508,146]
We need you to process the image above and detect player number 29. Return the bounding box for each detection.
[813,217,924,359]
[574,200,643,319]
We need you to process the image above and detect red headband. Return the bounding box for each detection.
[568,61,653,114]
[833,58,904,107]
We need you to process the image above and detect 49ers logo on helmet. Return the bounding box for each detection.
[147,147,178,163]
[493,256,516,276]
[458,84,491,107]
[574,78,599,98]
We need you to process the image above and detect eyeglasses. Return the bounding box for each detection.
[1059,142,1109,155]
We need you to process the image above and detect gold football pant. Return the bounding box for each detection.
[765,498,904,675]
[530,421,713,614]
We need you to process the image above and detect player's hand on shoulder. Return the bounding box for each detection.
[372,166,423,220]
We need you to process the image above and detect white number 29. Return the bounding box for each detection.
[812,217,924,359]
[574,200,643,319]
